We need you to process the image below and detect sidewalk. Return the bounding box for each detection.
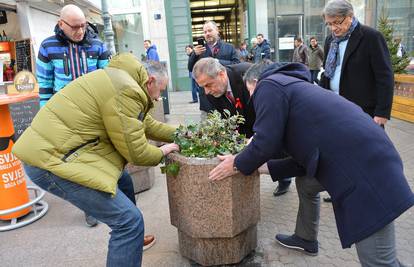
[1,91,413,267]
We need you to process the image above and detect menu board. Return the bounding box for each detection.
[15,39,32,72]
[9,98,39,139]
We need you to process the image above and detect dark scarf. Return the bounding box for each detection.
[324,17,359,79]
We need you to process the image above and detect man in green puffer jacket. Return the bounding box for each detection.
[13,53,179,267]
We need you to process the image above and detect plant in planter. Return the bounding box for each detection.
[161,110,246,176]
[162,110,260,266]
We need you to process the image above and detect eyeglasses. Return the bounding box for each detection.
[325,16,347,27]
[0,134,16,151]
[61,19,87,31]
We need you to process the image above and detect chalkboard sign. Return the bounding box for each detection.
[9,98,39,139]
[15,39,32,72]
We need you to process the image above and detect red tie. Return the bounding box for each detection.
[226,91,235,105]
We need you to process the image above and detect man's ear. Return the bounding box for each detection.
[58,20,64,29]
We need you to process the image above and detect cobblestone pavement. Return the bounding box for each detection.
[1,91,413,267]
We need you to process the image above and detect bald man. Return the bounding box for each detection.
[35,5,155,250]
[36,4,111,107]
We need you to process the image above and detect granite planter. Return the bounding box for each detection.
[165,153,260,266]
[124,164,155,193]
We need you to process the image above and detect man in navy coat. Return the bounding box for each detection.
[209,62,414,266]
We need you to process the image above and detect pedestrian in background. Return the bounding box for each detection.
[308,37,324,84]
[247,37,258,62]
[237,41,249,62]
[188,20,240,118]
[292,37,309,66]
[186,44,198,104]
[254,33,271,63]
[144,39,160,61]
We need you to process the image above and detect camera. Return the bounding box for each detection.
[197,38,205,47]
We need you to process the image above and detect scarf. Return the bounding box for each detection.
[324,17,359,79]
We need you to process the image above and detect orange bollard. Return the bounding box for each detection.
[0,104,31,220]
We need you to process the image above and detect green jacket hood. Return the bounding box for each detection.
[108,53,148,90]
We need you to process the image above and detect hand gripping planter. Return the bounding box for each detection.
[165,153,260,266]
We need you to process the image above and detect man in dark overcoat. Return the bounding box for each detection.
[209,62,414,267]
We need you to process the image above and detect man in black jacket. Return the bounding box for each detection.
[192,57,292,196]
[319,0,394,203]
[188,21,240,115]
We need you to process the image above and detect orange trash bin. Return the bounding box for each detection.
[0,99,33,220]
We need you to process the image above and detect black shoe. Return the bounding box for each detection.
[85,214,98,227]
[275,234,318,256]
[323,197,332,203]
[189,100,198,104]
[273,182,290,197]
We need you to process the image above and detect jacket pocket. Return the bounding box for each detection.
[62,138,99,162]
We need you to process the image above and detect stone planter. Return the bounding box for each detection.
[392,74,414,123]
[165,153,260,266]
[124,164,155,193]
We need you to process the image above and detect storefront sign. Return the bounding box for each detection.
[9,71,38,94]
[279,37,295,50]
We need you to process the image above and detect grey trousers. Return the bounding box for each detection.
[294,176,402,267]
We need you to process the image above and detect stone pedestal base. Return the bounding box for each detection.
[125,164,155,193]
[178,225,257,266]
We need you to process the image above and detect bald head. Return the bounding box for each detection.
[60,4,85,20]
[58,4,87,43]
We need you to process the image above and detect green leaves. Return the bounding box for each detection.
[378,8,411,74]
[160,162,180,177]
[173,110,246,158]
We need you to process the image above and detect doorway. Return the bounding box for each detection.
[189,0,245,46]
[276,15,303,62]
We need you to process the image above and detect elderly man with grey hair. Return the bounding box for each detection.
[193,57,293,196]
[13,53,180,267]
[320,0,393,127]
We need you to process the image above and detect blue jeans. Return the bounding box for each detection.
[190,72,199,102]
[24,164,144,267]
[310,70,320,84]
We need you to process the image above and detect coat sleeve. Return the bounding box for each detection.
[101,88,165,166]
[143,114,176,142]
[267,157,306,181]
[98,42,111,69]
[302,46,309,66]
[188,52,201,72]
[369,31,394,119]
[36,43,55,107]
[263,43,271,59]
[218,44,240,66]
[235,80,288,175]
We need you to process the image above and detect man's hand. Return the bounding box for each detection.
[193,45,206,56]
[373,116,388,126]
[208,154,238,181]
[160,143,180,156]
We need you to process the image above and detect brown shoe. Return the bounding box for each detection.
[143,234,156,251]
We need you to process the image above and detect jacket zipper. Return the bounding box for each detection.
[63,51,69,76]
[62,137,99,162]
